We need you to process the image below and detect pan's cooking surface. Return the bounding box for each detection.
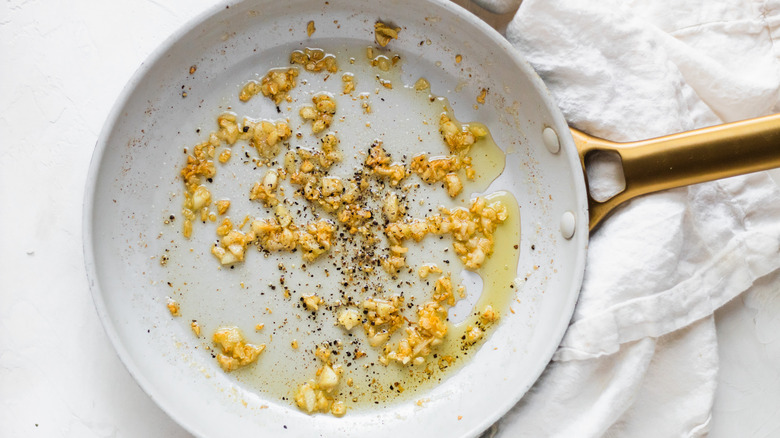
[85,0,588,436]
[162,41,520,411]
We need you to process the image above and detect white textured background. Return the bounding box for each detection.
[1,0,778,436]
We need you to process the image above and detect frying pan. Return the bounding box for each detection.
[83,0,780,437]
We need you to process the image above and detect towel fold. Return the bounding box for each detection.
[470,0,780,435]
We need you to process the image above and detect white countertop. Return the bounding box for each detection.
[1,0,778,436]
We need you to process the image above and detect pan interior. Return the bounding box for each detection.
[84,0,587,436]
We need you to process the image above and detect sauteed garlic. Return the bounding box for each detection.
[165,36,519,416]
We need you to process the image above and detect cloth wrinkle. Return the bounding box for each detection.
[557,229,776,361]
[478,0,780,435]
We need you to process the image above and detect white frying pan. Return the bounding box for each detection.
[83,0,780,437]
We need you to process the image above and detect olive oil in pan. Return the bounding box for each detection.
[470,191,521,317]
[438,190,521,353]
[163,42,521,413]
[460,124,506,196]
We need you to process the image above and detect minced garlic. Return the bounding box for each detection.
[360,295,405,347]
[374,21,400,47]
[381,275,456,366]
[249,209,336,262]
[240,68,299,104]
[418,264,442,278]
[384,196,508,270]
[300,93,336,134]
[337,309,361,330]
[294,345,345,416]
[414,77,430,91]
[218,148,231,163]
[480,305,499,323]
[211,217,255,265]
[476,88,487,104]
[365,141,407,186]
[212,326,265,372]
[215,199,230,215]
[440,113,488,153]
[291,48,338,73]
[465,325,483,344]
[342,73,355,94]
[302,294,323,311]
[171,41,515,417]
[382,192,403,222]
[244,119,292,160]
[166,298,180,316]
[249,170,280,207]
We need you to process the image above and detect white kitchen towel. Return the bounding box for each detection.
[470,0,780,436]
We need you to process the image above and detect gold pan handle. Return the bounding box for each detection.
[572,114,780,231]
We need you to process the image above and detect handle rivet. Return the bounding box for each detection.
[560,211,575,239]
[543,127,560,154]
